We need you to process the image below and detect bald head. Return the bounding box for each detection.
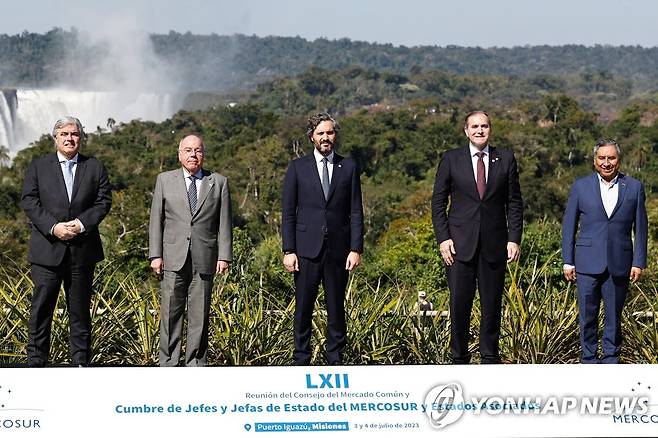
[178,135,205,174]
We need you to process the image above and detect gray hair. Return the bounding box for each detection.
[52,116,85,140]
[464,110,491,129]
[306,112,340,142]
[593,138,621,157]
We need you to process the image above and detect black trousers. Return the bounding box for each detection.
[293,243,349,365]
[447,247,506,364]
[27,250,95,367]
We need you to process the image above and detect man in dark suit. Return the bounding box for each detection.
[562,139,647,364]
[149,134,232,366]
[432,111,523,364]
[281,113,364,365]
[21,116,112,367]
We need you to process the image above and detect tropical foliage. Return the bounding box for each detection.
[1,34,657,365]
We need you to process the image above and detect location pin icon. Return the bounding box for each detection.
[244,424,252,432]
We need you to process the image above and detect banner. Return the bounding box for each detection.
[0,365,656,437]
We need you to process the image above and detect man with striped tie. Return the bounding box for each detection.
[21,116,112,367]
[149,134,233,366]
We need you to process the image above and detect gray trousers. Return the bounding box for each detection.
[159,253,214,366]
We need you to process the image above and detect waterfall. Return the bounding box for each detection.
[0,89,18,152]
[0,88,183,154]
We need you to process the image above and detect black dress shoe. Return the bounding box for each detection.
[329,360,343,366]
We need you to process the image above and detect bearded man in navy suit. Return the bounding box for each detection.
[562,139,647,364]
[21,116,112,367]
[281,113,364,365]
[432,111,523,364]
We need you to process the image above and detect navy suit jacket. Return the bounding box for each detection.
[432,145,523,263]
[562,172,647,277]
[281,152,364,261]
[20,152,112,267]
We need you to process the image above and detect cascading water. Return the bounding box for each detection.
[0,88,182,154]
[0,89,18,151]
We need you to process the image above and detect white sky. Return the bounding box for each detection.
[3,0,657,47]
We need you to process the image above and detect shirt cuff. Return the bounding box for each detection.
[563,264,575,271]
[75,218,85,233]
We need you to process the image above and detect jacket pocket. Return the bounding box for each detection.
[575,238,591,247]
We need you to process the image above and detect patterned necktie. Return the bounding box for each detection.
[188,175,197,213]
[475,152,486,199]
[64,160,75,201]
[321,157,330,200]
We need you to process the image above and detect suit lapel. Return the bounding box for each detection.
[326,154,344,202]
[304,153,326,204]
[609,173,627,218]
[48,153,71,204]
[484,147,500,200]
[70,154,87,202]
[194,170,214,216]
[589,173,608,217]
[175,170,193,218]
[458,146,480,200]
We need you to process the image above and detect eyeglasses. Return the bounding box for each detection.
[180,148,204,156]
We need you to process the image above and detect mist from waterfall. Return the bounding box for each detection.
[0,15,185,155]
[0,88,181,154]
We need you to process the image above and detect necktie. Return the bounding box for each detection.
[188,175,197,213]
[321,157,330,200]
[64,160,75,201]
[476,152,486,199]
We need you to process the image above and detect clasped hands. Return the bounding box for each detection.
[439,239,520,266]
[53,220,82,240]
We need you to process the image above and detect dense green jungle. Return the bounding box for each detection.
[0,31,657,365]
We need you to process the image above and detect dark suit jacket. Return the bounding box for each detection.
[562,172,647,277]
[21,152,112,267]
[148,168,233,274]
[281,153,364,260]
[432,146,523,262]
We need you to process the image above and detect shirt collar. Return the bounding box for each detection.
[469,144,490,156]
[597,173,618,187]
[57,151,79,163]
[182,168,204,179]
[314,148,334,163]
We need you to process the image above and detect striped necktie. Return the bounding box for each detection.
[188,175,197,213]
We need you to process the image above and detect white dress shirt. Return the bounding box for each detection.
[57,151,79,179]
[469,143,490,182]
[313,149,334,182]
[598,174,619,218]
[182,168,203,193]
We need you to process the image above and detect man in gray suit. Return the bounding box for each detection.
[149,134,232,366]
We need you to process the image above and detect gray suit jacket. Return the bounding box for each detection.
[148,168,232,274]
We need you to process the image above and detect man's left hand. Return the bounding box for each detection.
[630,267,643,283]
[63,219,82,234]
[217,260,230,274]
[345,251,361,271]
[507,242,520,263]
